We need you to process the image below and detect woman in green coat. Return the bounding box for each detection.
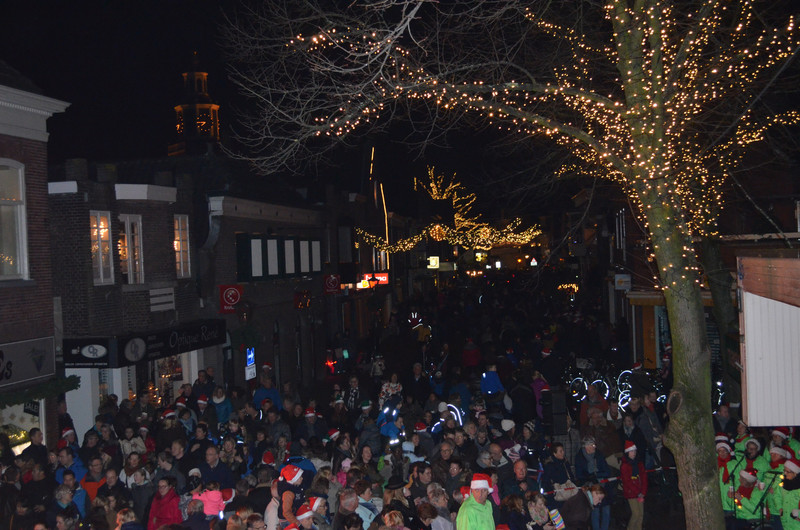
[779,459,800,530]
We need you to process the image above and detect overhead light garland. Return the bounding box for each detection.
[231,0,800,292]
[356,167,541,253]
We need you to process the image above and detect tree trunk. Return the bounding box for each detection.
[641,196,725,530]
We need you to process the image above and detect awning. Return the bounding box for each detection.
[63,319,226,368]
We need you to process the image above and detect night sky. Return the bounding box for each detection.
[1,0,232,164]
[0,0,569,219]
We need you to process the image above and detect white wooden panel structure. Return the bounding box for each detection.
[739,257,800,426]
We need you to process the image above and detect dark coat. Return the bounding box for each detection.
[182,512,209,530]
[561,491,593,530]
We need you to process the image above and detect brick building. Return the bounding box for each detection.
[0,61,68,446]
[50,159,226,431]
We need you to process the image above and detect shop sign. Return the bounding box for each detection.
[24,401,40,417]
[117,319,226,368]
[64,337,114,368]
[361,272,389,285]
[615,274,632,291]
[64,319,226,368]
[0,337,56,389]
[323,274,341,295]
[219,285,244,314]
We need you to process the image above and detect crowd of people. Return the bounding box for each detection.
[0,283,796,530]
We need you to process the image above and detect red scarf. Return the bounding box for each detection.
[718,455,732,483]
[737,483,756,500]
[770,459,785,470]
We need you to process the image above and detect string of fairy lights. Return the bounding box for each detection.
[288,0,800,289]
[356,168,541,253]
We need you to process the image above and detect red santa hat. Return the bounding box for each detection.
[784,459,800,474]
[715,433,730,444]
[632,362,643,370]
[139,425,149,433]
[162,409,177,419]
[261,451,275,466]
[328,428,340,441]
[175,397,187,408]
[308,497,325,512]
[196,395,208,405]
[770,446,791,459]
[739,469,758,483]
[459,486,471,499]
[541,348,552,358]
[262,362,273,370]
[716,440,732,453]
[304,407,316,418]
[470,473,494,493]
[745,437,761,452]
[296,504,313,521]
[61,427,75,438]
[624,441,637,454]
[280,464,303,485]
[414,422,428,433]
[221,489,235,503]
[772,427,790,439]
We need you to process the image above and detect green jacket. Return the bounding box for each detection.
[719,460,738,512]
[456,495,494,530]
[780,485,800,530]
[736,484,769,521]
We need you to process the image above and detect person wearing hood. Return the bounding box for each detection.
[130,468,155,526]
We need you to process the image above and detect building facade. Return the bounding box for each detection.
[0,62,68,446]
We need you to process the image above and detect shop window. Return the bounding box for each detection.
[0,161,27,280]
[174,215,191,278]
[118,214,144,284]
[90,211,114,285]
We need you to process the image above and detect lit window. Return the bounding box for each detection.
[0,161,27,280]
[175,109,184,134]
[118,214,144,284]
[174,215,190,278]
[90,211,114,285]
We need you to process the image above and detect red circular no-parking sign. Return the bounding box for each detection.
[223,287,241,306]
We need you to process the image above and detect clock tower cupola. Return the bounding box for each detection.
[169,52,220,156]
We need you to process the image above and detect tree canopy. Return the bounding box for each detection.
[222,2,800,527]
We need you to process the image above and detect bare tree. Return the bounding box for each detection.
[222,2,800,527]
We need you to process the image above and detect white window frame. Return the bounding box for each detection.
[174,214,191,278]
[119,214,144,284]
[90,210,114,285]
[0,160,28,280]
